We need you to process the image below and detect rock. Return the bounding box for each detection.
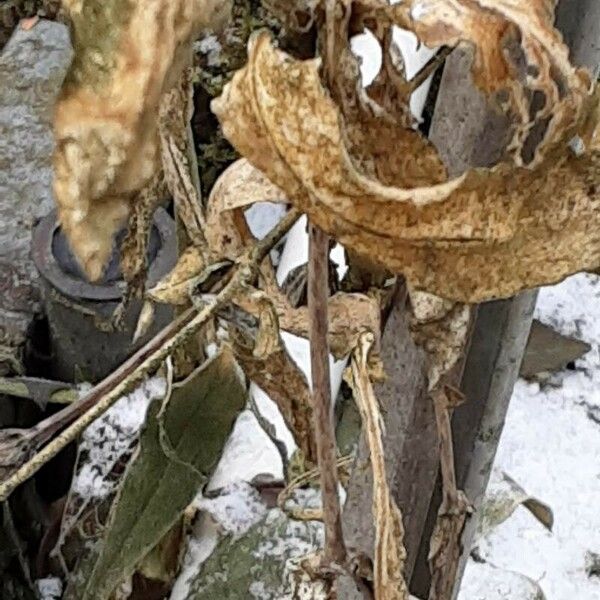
[519,320,591,379]
[0,19,72,371]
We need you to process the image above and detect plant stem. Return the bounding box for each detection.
[308,223,347,566]
[0,209,300,502]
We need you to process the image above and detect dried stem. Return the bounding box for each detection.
[0,209,301,502]
[402,46,452,95]
[349,332,410,600]
[428,389,472,600]
[308,223,347,566]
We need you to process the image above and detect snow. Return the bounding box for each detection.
[459,274,600,600]
[207,410,284,490]
[170,516,221,600]
[194,482,267,537]
[71,376,166,499]
[195,34,222,68]
[35,577,62,600]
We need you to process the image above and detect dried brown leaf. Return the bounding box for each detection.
[230,306,317,463]
[210,158,288,212]
[234,290,381,360]
[347,332,409,600]
[159,91,207,249]
[204,158,289,265]
[358,0,591,164]
[147,245,205,306]
[54,0,231,281]
[410,298,472,391]
[213,33,600,303]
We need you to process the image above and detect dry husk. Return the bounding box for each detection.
[53,0,230,281]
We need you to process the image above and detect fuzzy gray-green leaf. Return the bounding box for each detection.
[79,346,246,600]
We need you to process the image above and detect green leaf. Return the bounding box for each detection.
[78,346,246,600]
[186,509,323,599]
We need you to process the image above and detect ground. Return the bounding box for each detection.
[460,274,600,600]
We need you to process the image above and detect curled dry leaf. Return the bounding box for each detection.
[476,469,553,545]
[357,0,591,164]
[147,245,205,306]
[231,320,316,463]
[213,31,600,304]
[234,290,381,360]
[206,158,288,261]
[346,332,409,600]
[53,0,231,281]
[410,296,472,391]
[209,158,288,213]
[159,65,207,249]
[229,290,317,462]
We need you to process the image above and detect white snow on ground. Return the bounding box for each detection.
[459,274,600,600]
[207,410,284,490]
[71,376,166,499]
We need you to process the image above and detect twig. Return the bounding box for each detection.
[402,46,452,94]
[308,223,347,566]
[0,209,301,502]
[428,389,472,600]
[278,455,353,522]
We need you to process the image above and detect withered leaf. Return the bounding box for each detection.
[234,290,381,360]
[410,297,472,391]
[357,0,591,164]
[53,0,231,281]
[206,158,287,261]
[346,332,409,600]
[147,245,205,306]
[230,308,317,463]
[213,32,600,304]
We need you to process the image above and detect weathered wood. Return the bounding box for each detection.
[411,2,600,597]
[340,283,433,598]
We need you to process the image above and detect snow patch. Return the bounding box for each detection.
[195,34,222,67]
[71,376,166,499]
[195,482,267,537]
[35,577,62,600]
[459,274,600,600]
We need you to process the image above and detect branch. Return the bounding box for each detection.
[0,209,301,502]
[308,223,347,566]
[428,389,472,600]
[402,46,452,95]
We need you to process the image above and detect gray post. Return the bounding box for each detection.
[410,3,600,597]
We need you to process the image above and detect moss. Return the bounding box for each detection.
[192,0,312,195]
[0,0,61,48]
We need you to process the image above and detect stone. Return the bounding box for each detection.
[0,19,72,372]
[519,320,591,379]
